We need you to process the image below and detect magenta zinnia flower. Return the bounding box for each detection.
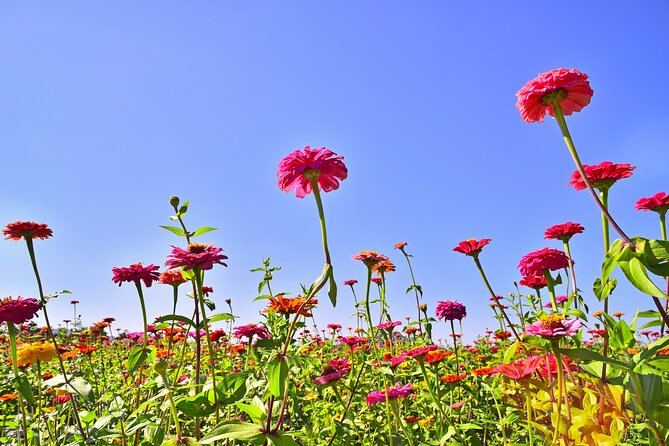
[544,222,585,243]
[518,248,570,277]
[3,221,53,241]
[516,68,593,123]
[376,320,401,331]
[452,238,491,256]
[519,275,547,290]
[0,296,42,324]
[313,358,351,385]
[569,161,635,191]
[165,243,228,271]
[435,301,466,321]
[112,263,160,287]
[366,383,414,407]
[494,355,543,380]
[343,279,358,286]
[403,344,437,360]
[277,146,348,198]
[635,192,669,214]
[233,323,269,340]
[525,314,581,339]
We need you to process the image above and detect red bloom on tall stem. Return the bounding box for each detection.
[568,161,635,191]
[635,192,669,214]
[165,243,228,271]
[544,222,585,243]
[519,275,547,290]
[518,248,570,277]
[452,238,491,257]
[494,356,543,380]
[112,263,160,287]
[394,241,408,250]
[277,146,348,198]
[0,296,42,324]
[3,221,53,241]
[516,68,593,123]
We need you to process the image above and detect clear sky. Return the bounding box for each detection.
[2,2,668,342]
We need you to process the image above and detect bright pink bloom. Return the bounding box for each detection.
[516,68,593,123]
[404,327,420,335]
[544,295,569,308]
[343,279,358,286]
[525,314,581,339]
[313,359,350,385]
[435,301,467,321]
[112,263,160,287]
[494,356,543,380]
[0,296,41,324]
[452,238,491,256]
[518,248,570,277]
[376,321,401,331]
[403,345,437,360]
[339,335,364,347]
[165,243,228,271]
[366,383,414,407]
[519,275,547,290]
[544,222,585,243]
[158,269,186,286]
[233,323,269,340]
[3,221,53,241]
[635,192,669,214]
[569,161,635,191]
[277,146,348,198]
[385,354,407,368]
[351,251,389,266]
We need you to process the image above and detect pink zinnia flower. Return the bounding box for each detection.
[525,314,581,339]
[494,356,543,380]
[233,323,269,340]
[518,248,570,277]
[516,68,593,123]
[635,192,669,214]
[339,335,364,347]
[519,275,547,290]
[158,269,186,286]
[327,323,342,331]
[385,354,407,368]
[343,279,358,286]
[0,296,42,324]
[452,238,491,257]
[569,161,635,191]
[366,383,414,407]
[112,263,160,288]
[277,146,348,198]
[3,221,53,241]
[435,301,467,321]
[404,327,420,335]
[313,358,351,385]
[351,250,390,267]
[376,321,401,331]
[165,243,228,271]
[403,345,437,360]
[544,222,585,243]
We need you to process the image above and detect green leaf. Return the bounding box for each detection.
[192,226,218,237]
[267,353,289,398]
[618,257,668,298]
[177,393,216,417]
[162,437,201,446]
[593,278,617,302]
[268,432,300,446]
[328,271,337,308]
[601,239,626,283]
[13,374,35,405]
[638,310,661,318]
[502,340,520,364]
[201,421,266,445]
[128,345,154,374]
[154,314,196,328]
[207,313,237,324]
[254,294,273,301]
[178,200,190,216]
[565,308,588,322]
[559,348,630,371]
[235,402,265,423]
[43,289,72,302]
[159,225,186,236]
[642,238,669,277]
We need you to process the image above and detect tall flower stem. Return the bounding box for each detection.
[7,322,29,446]
[418,361,467,445]
[551,341,566,445]
[347,284,361,331]
[308,177,337,304]
[562,241,578,306]
[450,320,460,373]
[660,213,669,335]
[399,247,428,339]
[542,271,559,312]
[167,285,179,356]
[134,281,149,349]
[24,237,86,439]
[522,383,534,446]
[194,269,220,423]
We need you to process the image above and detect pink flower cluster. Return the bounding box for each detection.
[435,300,467,321]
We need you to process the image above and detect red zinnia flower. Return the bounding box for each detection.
[0,297,41,324]
[112,263,160,288]
[439,374,466,384]
[635,192,669,214]
[343,279,358,286]
[518,248,570,277]
[209,329,226,342]
[394,241,408,250]
[569,161,635,191]
[3,221,53,241]
[371,277,383,285]
[544,222,585,243]
[494,356,543,380]
[277,146,348,198]
[516,68,593,123]
[452,238,491,257]
[165,243,228,271]
[435,301,466,321]
[519,275,547,290]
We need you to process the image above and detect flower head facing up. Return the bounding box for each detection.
[366,383,414,407]
[518,248,570,277]
[494,355,544,380]
[352,251,390,268]
[636,192,669,214]
[3,221,53,241]
[0,296,42,325]
[452,238,491,257]
[519,275,547,290]
[277,146,348,198]
[544,222,585,243]
[112,263,160,288]
[165,243,228,271]
[516,68,593,123]
[435,300,467,321]
[158,269,186,286]
[569,161,635,191]
[525,314,582,339]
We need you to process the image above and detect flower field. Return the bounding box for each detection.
[2,69,669,446]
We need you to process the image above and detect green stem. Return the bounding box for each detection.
[194,269,220,423]
[600,189,610,253]
[309,178,331,264]
[523,384,534,446]
[551,341,566,445]
[134,281,149,349]
[450,320,459,373]
[542,270,559,312]
[418,361,467,445]
[7,322,29,446]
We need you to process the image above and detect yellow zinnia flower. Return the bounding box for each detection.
[16,341,57,367]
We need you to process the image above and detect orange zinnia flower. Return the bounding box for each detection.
[424,350,450,364]
[439,374,466,384]
[265,295,317,317]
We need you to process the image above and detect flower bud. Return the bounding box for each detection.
[169,196,180,208]
[153,359,169,374]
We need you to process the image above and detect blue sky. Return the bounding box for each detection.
[2,2,668,342]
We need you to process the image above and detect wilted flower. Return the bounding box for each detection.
[569,161,635,191]
[277,146,348,198]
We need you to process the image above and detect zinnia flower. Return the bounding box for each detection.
[233,324,269,340]
[277,146,348,198]
[516,68,593,123]
[452,238,491,257]
[544,222,585,243]
[424,350,450,364]
[438,374,466,384]
[209,329,226,342]
[0,296,41,324]
[519,275,547,290]
[343,279,358,286]
[635,192,669,214]
[366,383,414,407]
[403,345,437,360]
[313,358,351,385]
[327,323,342,331]
[524,314,581,339]
[165,243,228,271]
[17,341,57,367]
[352,250,390,267]
[568,161,635,191]
[2,221,53,241]
[518,248,570,277]
[158,269,186,286]
[372,259,396,275]
[394,241,408,250]
[376,320,401,331]
[265,295,317,317]
[435,301,466,321]
[494,356,543,380]
[112,263,160,287]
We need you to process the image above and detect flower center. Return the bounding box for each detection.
[188,243,208,253]
[540,89,568,106]
[302,168,321,180]
[540,314,564,330]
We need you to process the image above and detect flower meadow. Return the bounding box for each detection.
[2,69,669,446]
